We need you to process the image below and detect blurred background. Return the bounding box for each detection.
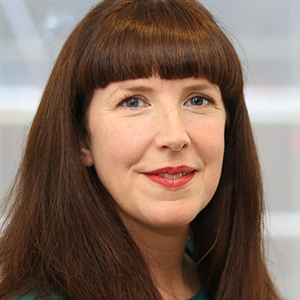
[0,0,299,298]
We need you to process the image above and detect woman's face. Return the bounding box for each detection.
[81,76,226,229]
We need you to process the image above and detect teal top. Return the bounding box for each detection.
[14,241,209,300]
[12,294,61,300]
[15,287,208,299]
[189,287,209,300]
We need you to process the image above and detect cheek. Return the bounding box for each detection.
[192,119,225,163]
[90,118,153,168]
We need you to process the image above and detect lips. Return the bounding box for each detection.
[144,166,196,188]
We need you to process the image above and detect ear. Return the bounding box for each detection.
[80,147,94,167]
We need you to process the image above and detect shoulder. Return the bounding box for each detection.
[11,293,62,300]
[12,296,36,300]
[188,287,210,300]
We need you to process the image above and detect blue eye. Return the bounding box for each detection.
[185,96,209,106]
[122,98,146,108]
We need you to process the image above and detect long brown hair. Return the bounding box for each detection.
[0,0,280,299]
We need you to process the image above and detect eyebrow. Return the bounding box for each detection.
[182,84,219,93]
[120,86,154,93]
[121,83,219,93]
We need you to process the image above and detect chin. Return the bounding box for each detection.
[144,211,199,229]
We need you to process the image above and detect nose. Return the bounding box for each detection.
[155,108,191,151]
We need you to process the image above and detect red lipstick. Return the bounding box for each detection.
[144,166,196,188]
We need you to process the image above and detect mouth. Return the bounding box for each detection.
[144,166,196,188]
[157,172,191,179]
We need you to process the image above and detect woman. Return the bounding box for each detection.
[0,0,281,299]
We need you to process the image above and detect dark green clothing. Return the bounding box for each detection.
[189,287,209,300]
[15,288,209,299]
[14,241,209,300]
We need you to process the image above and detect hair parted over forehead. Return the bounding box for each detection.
[73,0,243,103]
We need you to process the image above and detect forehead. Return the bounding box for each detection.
[98,76,221,95]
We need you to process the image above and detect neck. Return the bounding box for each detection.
[123,219,200,300]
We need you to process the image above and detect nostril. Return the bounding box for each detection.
[159,135,190,152]
[155,112,191,151]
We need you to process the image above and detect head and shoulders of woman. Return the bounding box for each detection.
[0,0,280,299]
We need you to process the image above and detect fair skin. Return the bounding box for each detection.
[81,76,226,299]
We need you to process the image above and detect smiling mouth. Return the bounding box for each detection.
[158,172,191,179]
[144,166,196,188]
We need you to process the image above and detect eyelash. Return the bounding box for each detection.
[118,94,214,108]
[118,95,148,108]
[184,95,213,107]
